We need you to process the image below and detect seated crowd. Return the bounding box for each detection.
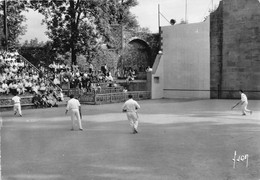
[0,50,133,107]
[47,61,151,93]
[0,50,64,108]
[48,62,122,93]
[31,89,64,108]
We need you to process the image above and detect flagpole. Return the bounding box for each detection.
[185,0,187,23]
[158,4,160,33]
[158,4,161,51]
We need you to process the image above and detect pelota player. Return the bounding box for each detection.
[122,94,140,134]
[232,90,253,115]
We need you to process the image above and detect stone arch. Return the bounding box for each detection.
[127,37,150,47]
[117,37,151,79]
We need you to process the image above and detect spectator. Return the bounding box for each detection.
[89,63,94,73]
[17,80,25,95]
[55,89,64,102]
[32,92,41,108]
[32,82,39,94]
[32,72,39,81]
[146,66,153,72]
[105,72,113,82]
[47,91,58,107]
[39,81,47,94]
[126,73,134,82]
[0,72,5,83]
[53,75,61,87]
[123,87,128,93]
[9,81,18,95]
[24,79,33,93]
[0,82,5,94]
[40,92,48,108]
[96,83,101,92]
[10,65,18,73]
[113,81,118,87]
[2,80,9,94]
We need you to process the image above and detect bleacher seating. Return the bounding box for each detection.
[0,50,151,110]
[0,51,65,110]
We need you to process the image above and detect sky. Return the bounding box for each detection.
[19,0,221,43]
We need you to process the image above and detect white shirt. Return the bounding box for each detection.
[53,78,60,85]
[2,83,8,90]
[25,81,32,87]
[12,96,21,104]
[59,92,64,101]
[32,85,39,93]
[32,74,38,81]
[122,99,140,112]
[241,93,248,103]
[66,98,81,110]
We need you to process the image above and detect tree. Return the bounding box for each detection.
[104,0,138,28]
[21,38,45,48]
[30,0,139,65]
[20,40,57,67]
[0,0,28,50]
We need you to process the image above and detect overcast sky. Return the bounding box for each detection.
[20,0,221,43]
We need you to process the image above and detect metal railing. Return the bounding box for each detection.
[19,55,62,91]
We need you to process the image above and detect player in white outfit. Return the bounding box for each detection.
[65,94,83,131]
[12,93,22,117]
[122,94,140,134]
[232,90,253,115]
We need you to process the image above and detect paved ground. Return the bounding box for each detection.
[1,99,260,180]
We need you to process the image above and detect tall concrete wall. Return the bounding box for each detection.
[210,0,260,99]
[159,18,210,99]
[151,54,164,99]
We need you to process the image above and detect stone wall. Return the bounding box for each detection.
[210,1,223,99]
[118,81,148,91]
[79,91,151,105]
[124,30,160,67]
[210,0,260,99]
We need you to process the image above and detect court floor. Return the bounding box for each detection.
[1,99,260,180]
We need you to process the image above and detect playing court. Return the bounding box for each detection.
[1,99,260,180]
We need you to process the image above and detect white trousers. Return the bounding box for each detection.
[13,104,22,115]
[126,112,138,131]
[241,102,251,114]
[70,109,82,129]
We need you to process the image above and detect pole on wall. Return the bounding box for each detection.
[158,4,162,51]
[158,4,160,33]
[185,0,187,23]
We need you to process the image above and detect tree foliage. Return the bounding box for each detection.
[0,1,28,50]
[30,0,139,65]
[20,40,57,67]
[22,37,45,47]
[118,42,149,72]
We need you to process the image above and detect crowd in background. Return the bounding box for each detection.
[47,62,121,93]
[0,50,64,108]
[0,50,148,108]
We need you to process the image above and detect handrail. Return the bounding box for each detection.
[19,55,62,91]
[20,55,39,73]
